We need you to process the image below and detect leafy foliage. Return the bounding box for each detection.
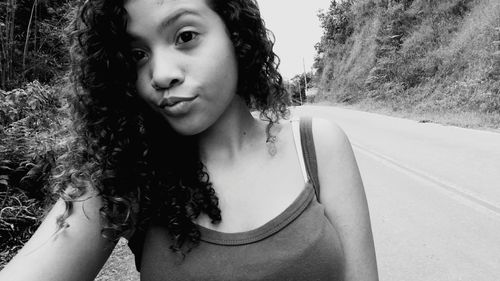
[314,0,500,126]
[0,0,76,267]
[0,0,77,90]
[0,80,69,268]
[287,72,314,105]
[315,0,355,77]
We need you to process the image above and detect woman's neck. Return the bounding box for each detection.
[197,96,264,164]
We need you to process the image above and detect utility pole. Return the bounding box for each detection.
[298,82,302,105]
[287,80,294,105]
[302,58,308,105]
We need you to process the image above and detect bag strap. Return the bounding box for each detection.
[299,117,321,201]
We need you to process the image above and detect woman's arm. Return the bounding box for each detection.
[313,118,379,281]
[0,195,116,281]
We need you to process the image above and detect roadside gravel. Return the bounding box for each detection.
[95,238,139,281]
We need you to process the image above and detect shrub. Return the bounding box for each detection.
[314,0,500,128]
[0,80,69,269]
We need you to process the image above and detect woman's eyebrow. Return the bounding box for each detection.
[157,8,203,33]
[126,8,202,43]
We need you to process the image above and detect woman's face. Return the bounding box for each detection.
[125,0,238,135]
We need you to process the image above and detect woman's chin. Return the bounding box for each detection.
[166,118,209,137]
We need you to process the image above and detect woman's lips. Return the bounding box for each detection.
[159,96,197,107]
[158,96,197,116]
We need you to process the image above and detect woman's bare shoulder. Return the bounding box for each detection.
[309,116,364,211]
[310,117,350,155]
[310,117,379,281]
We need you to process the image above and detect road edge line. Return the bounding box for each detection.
[352,142,500,216]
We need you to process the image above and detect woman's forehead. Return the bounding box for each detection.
[124,0,210,13]
[124,0,213,36]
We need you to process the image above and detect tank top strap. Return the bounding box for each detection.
[299,117,321,201]
[291,117,321,202]
[291,119,308,184]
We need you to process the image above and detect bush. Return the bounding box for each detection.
[0,80,69,269]
[314,0,500,128]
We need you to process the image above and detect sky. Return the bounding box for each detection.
[257,0,332,80]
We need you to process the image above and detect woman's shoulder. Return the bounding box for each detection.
[305,117,362,200]
[301,117,352,160]
[274,116,351,166]
[307,117,379,280]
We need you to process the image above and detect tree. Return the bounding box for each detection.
[289,72,314,105]
[0,0,17,89]
[314,0,354,78]
[0,0,77,90]
[317,0,354,48]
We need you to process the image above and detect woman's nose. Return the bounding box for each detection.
[150,49,184,90]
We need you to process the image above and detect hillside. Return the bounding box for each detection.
[314,0,500,129]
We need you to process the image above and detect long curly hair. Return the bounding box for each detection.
[53,0,290,254]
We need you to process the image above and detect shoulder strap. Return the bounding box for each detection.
[299,117,321,201]
[291,119,309,184]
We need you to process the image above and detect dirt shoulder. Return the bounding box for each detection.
[95,238,139,281]
[311,100,500,134]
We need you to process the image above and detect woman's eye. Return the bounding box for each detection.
[131,49,148,63]
[176,31,198,45]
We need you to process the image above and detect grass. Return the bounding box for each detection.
[313,98,500,133]
[0,190,45,270]
[315,0,500,124]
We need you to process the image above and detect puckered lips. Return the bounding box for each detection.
[158,95,198,117]
[159,96,197,107]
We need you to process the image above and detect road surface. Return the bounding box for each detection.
[294,105,500,281]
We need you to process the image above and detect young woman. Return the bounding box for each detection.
[0,0,378,280]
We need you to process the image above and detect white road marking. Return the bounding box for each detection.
[352,140,500,220]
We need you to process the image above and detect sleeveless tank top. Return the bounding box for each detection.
[128,117,345,280]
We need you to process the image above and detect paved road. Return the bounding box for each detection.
[294,105,500,281]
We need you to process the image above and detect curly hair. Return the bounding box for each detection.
[53,0,290,256]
